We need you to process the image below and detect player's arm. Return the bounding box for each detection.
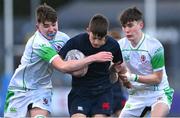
[109,61,125,82]
[53,51,113,73]
[122,47,164,85]
[109,62,119,83]
[136,71,163,84]
[123,70,163,84]
[36,46,113,73]
[109,62,132,88]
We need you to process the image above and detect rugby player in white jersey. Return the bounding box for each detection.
[117,7,174,117]
[4,4,113,118]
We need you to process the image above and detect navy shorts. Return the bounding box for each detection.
[112,82,127,113]
[68,88,113,117]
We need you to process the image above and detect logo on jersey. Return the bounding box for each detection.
[140,55,146,64]
[157,97,163,101]
[102,102,110,110]
[52,44,62,52]
[77,106,84,111]
[43,98,49,105]
[10,107,17,113]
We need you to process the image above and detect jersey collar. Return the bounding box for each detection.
[130,33,145,50]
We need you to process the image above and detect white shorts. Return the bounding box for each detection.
[119,87,174,117]
[4,88,52,117]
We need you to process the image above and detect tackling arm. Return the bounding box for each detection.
[120,69,163,85]
[36,46,113,73]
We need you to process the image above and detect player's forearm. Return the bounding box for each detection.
[57,52,113,72]
[51,55,93,73]
[137,72,162,84]
[121,69,163,85]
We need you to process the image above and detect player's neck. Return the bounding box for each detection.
[131,32,143,47]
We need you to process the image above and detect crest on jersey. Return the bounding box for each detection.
[43,98,49,105]
[53,44,62,52]
[140,55,146,63]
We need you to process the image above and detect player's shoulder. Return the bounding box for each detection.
[30,31,47,43]
[27,31,46,45]
[27,31,50,48]
[107,35,117,42]
[69,33,88,43]
[118,37,128,47]
[106,36,120,47]
[145,34,163,47]
[144,34,164,55]
[55,31,70,40]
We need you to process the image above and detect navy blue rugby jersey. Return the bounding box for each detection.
[59,33,123,95]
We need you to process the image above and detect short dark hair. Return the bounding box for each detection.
[89,14,109,38]
[36,3,57,24]
[120,7,143,26]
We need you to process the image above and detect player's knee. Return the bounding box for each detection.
[34,115,46,118]
[71,113,86,118]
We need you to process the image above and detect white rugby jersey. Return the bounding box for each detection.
[9,31,70,90]
[118,33,170,91]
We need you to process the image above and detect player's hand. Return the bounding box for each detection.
[125,71,139,81]
[120,71,139,82]
[91,51,113,62]
[36,46,59,63]
[118,74,132,88]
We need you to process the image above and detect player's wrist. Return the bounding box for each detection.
[132,74,139,81]
[86,55,97,63]
[126,72,139,81]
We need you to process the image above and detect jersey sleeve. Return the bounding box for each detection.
[33,41,53,60]
[58,38,75,59]
[151,45,165,71]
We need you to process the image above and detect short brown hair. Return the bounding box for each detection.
[89,14,109,38]
[120,7,143,26]
[36,3,57,24]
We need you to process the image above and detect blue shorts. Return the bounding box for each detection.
[68,88,113,117]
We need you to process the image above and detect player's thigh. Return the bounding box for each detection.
[71,113,86,118]
[119,96,147,117]
[29,107,49,117]
[151,101,169,117]
[4,90,31,117]
[93,114,108,118]
[91,89,113,116]
[119,108,137,118]
[151,87,174,117]
[30,89,52,114]
[68,90,92,116]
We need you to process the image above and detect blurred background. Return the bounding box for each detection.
[0,0,180,117]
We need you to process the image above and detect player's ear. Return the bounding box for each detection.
[139,21,144,29]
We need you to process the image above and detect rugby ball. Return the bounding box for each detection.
[65,49,88,77]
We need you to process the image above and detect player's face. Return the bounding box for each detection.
[88,32,106,48]
[37,21,58,40]
[122,21,143,42]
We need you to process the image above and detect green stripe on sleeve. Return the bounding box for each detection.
[151,47,164,69]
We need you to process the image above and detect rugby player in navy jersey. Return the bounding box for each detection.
[59,14,124,118]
